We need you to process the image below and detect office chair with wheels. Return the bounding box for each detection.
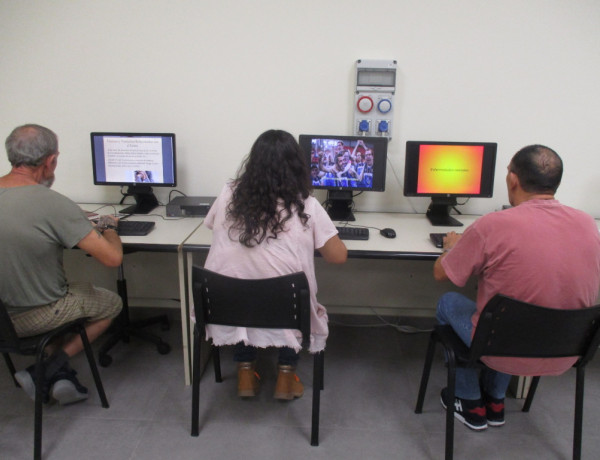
[190,266,324,446]
[0,298,109,460]
[97,260,171,367]
[414,294,600,460]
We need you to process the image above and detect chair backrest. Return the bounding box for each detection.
[192,266,312,347]
[0,298,22,353]
[469,294,600,367]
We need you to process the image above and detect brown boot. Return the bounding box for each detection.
[237,362,260,397]
[274,364,304,400]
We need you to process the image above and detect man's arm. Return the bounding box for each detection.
[433,253,450,281]
[77,227,123,267]
[433,231,461,282]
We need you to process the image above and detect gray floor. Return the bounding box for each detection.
[1,311,599,460]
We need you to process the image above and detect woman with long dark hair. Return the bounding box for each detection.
[201,129,347,399]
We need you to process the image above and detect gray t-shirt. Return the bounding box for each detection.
[0,185,92,310]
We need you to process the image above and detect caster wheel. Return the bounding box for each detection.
[98,354,112,367]
[157,342,171,355]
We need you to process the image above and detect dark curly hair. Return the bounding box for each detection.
[227,129,313,247]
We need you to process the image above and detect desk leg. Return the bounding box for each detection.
[178,249,192,385]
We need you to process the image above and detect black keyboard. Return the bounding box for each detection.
[336,226,369,240]
[429,233,446,248]
[118,220,155,236]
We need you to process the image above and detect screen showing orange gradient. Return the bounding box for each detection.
[417,144,484,194]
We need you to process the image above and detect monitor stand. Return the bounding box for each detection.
[120,185,159,215]
[426,197,463,227]
[325,190,355,221]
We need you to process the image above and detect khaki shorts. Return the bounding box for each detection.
[10,282,122,338]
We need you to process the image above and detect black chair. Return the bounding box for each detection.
[97,260,171,367]
[415,294,600,460]
[0,299,109,460]
[190,266,324,446]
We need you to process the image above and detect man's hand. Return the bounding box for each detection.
[95,215,119,232]
[443,231,462,252]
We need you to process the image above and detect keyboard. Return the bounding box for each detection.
[429,233,446,249]
[336,226,369,241]
[117,220,156,236]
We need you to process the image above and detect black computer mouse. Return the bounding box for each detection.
[380,228,396,239]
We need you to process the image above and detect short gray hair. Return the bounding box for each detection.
[5,124,58,167]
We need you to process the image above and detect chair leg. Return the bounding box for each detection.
[573,367,585,460]
[522,376,540,412]
[3,352,18,387]
[444,349,457,460]
[212,347,222,383]
[79,327,109,408]
[191,325,201,436]
[33,358,45,460]
[415,331,437,413]
[311,351,323,446]
[320,352,324,390]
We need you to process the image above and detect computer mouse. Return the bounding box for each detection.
[380,228,396,239]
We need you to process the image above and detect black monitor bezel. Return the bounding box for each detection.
[90,132,177,188]
[299,134,388,192]
[403,140,497,199]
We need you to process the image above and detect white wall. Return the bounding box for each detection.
[1,0,599,217]
[2,1,599,315]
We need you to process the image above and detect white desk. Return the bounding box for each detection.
[80,204,203,383]
[180,211,481,384]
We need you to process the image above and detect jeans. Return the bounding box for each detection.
[436,292,512,400]
[234,342,299,367]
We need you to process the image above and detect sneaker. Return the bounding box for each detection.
[237,362,260,397]
[14,365,51,403]
[274,365,304,400]
[483,393,505,427]
[440,388,487,431]
[49,365,88,405]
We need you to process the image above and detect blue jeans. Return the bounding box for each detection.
[436,292,512,400]
[234,342,299,367]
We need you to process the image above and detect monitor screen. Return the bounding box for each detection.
[298,134,388,221]
[90,132,176,214]
[404,140,497,226]
[299,134,388,191]
[91,132,176,187]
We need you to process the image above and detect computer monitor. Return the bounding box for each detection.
[91,132,177,214]
[299,134,388,221]
[403,140,497,226]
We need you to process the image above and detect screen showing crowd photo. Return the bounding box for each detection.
[91,133,176,186]
[416,144,484,195]
[309,137,377,189]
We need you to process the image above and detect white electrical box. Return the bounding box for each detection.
[353,59,397,140]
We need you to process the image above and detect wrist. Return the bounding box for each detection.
[100,224,118,233]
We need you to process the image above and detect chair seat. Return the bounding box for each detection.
[414,294,600,460]
[1,301,109,460]
[190,267,324,446]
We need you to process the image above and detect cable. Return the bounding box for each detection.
[386,156,419,214]
[329,306,433,334]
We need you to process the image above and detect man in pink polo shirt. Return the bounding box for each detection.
[433,144,600,431]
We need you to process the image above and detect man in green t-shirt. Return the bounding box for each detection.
[0,124,124,405]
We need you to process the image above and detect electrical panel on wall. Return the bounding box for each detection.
[353,59,397,140]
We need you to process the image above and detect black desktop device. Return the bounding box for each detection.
[91,132,177,215]
[403,140,497,227]
[298,134,388,221]
[166,196,216,217]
